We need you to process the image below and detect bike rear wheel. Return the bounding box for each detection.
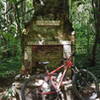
[21,75,64,100]
[72,69,99,100]
[21,75,45,100]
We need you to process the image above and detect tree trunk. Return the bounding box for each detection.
[91,0,100,66]
[14,1,25,67]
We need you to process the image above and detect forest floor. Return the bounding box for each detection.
[0,78,100,100]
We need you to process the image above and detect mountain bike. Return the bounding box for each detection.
[21,53,99,100]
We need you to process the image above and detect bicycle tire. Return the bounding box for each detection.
[21,75,64,100]
[72,69,99,100]
[21,75,43,100]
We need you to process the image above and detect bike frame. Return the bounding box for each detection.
[39,60,73,95]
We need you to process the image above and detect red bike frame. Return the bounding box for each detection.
[39,60,73,95]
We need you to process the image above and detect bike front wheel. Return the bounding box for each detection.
[21,75,64,100]
[21,75,45,100]
[72,69,99,100]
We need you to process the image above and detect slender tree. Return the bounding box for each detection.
[91,0,100,66]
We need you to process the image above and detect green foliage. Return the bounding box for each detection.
[0,57,21,77]
[70,0,96,66]
[0,0,99,79]
[0,0,22,76]
[71,0,94,45]
[0,0,37,77]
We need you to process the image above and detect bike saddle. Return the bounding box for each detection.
[38,61,50,65]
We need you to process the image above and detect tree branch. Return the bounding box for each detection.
[3,0,25,15]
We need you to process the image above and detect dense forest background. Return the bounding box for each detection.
[0,0,100,80]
